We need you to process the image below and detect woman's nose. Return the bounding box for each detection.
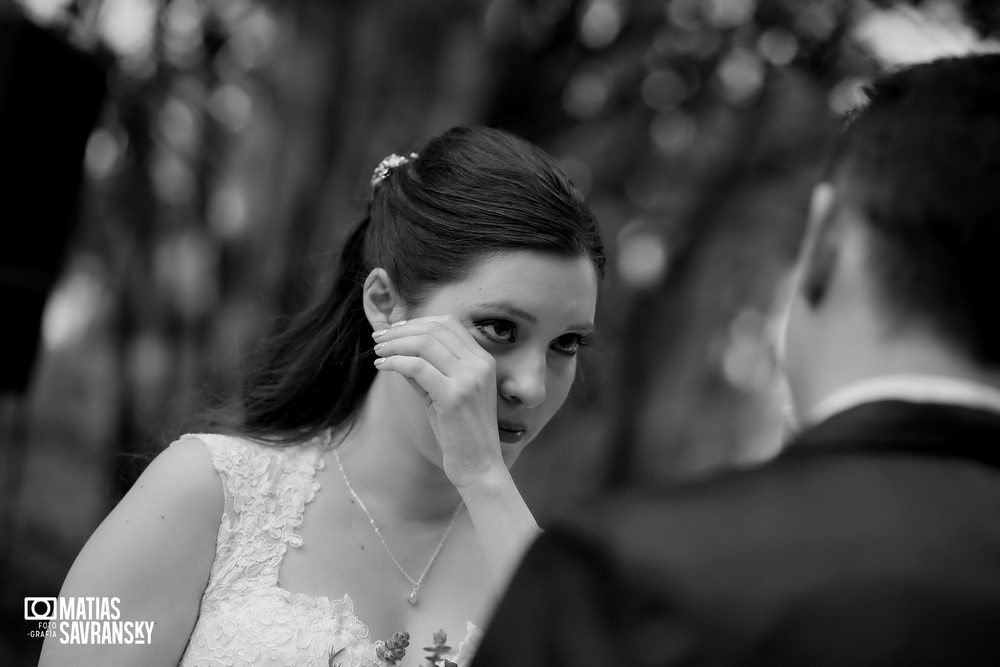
[498,353,546,409]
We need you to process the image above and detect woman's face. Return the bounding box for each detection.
[410,250,599,463]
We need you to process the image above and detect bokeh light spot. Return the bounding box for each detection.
[17,0,74,25]
[617,221,669,288]
[716,48,765,104]
[210,84,254,132]
[126,331,171,395]
[155,231,218,319]
[641,69,688,111]
[650,111,697,154]
[164,0,205,64]
[580,0,623,49]
[160,96,199,152]
[209,182,250,239]
[795,4,836,41]
[757,27,799,66]
[98,0,157,58]
[704,0,756,30]
[225,6,280,70]
[667,0,702,31]
[151,152,195,206]
[85,128,123,181]
[563,71,609,119]
[42,263,109,350]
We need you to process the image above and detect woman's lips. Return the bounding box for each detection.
[498,421,527,444]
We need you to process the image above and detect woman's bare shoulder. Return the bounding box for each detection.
[125,435,225,520]
[37,437,226,666]
[68,434,226,581]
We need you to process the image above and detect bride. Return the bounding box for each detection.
[39,126,606,666]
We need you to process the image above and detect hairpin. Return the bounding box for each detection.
[371,152,418,188]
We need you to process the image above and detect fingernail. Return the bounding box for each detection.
[372,329,387,338]
[390,319,408,328]
[374,358,385,367]
[373,342,386,352]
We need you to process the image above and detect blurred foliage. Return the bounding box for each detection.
[3,1,1000,660]
[12,0,1000,509]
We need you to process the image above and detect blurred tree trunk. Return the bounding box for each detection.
[603,86,779,488]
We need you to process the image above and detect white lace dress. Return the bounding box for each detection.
[176,434,482,667]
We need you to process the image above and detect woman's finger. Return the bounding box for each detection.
[373,333,464,376]
[374,316,493,363]
[374,354,452,402]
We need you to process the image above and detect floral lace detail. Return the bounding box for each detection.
[176,434,479,667]
[178,434,376,667]
[451,621,484,666]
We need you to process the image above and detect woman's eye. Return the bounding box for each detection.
[475,320,517,344]
[552,334,590,356]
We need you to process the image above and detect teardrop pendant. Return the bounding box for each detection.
[408,589,419,606]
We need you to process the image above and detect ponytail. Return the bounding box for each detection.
[240,210,376,444]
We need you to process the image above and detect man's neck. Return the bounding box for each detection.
[794,340,1000,426]
[808,373,1000,427]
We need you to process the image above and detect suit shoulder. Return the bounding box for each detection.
[558,456,826,537]
[550,449,997,592]
[552,454,908,572]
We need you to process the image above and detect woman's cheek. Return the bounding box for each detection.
[548,361,577,412]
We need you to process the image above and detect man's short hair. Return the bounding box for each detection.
[828,53,1000,366]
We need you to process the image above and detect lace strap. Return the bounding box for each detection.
[178,432,256,485]
[176,434,325,586]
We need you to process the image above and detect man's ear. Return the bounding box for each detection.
[799,184,841,307]
[362,268,408,331]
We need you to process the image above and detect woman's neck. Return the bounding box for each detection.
[332,373,462,522]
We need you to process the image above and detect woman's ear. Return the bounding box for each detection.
[362,268,408,331]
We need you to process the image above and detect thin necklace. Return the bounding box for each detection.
[333,449,463,606]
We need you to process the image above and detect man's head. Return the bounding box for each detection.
[781,53,1000,421]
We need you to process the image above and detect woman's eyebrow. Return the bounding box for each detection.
[472,301,537,323]
[472,301,594,333]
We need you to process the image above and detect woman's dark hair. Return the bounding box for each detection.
[237,126,605,444]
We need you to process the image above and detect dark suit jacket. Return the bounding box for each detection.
[473,401,1000,666]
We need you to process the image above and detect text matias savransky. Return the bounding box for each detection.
[25,596,155,645]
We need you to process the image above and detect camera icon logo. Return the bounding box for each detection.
[24,597,57,621]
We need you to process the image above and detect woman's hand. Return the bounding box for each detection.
[372,316,505,489]
[372,315,542,586]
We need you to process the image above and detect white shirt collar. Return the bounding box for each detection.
[807,374,1000,427]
